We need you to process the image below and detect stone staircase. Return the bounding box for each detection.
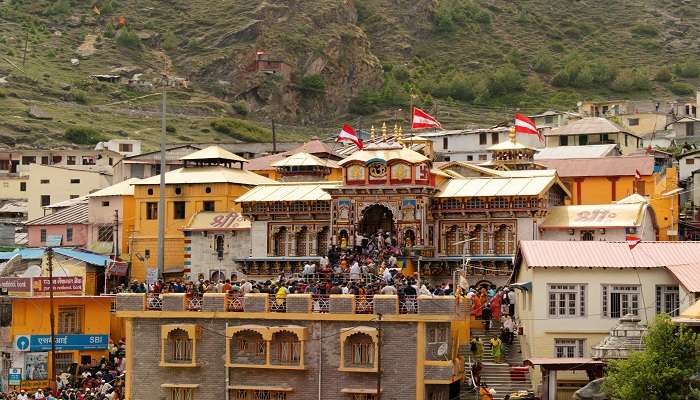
[460,322,532,399]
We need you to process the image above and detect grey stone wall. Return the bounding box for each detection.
[116,293,145,311]
[286,294,311,313]
[243,293,268,312]
[418,296,455,314]
[329,295,354,314]
[202,293,226,312]
[424,365,453,381]
[373,295,398,315]
[162,294,186,311]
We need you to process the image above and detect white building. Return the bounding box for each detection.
[94,139,142,157]
[420,127,544,162]
[514,240,700,398]
[182,211,251,282]
[540,196,657,241]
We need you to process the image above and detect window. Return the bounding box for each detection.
[70,195,79,199]
[40,229,47,243]
[601,133,609,143]
[146,202,158,220]
[152,165,161,176]
[41,156,49,165]
[442,137,448,150]
[58,306,83,334]
[40,179,50,184]
[655,285,679,316]
[548,284,586,318]
[21,156,36,165]
[98,225,114,242]
[167,329,193,363]
[231,331,266,364]
[635,180,646,196]
[0,160,8,170]
[70,179,80,184]
[215,235,224,259]
[20,182,26,191]
[479,133,487,145]
[203,201,215,212]
[580,230,594,241]
[687,122,695,137]
[102,201,110,207]
[687,158,695,165]
[168,387,194,400]
[466,198,484,209]
[119,143,133,153]
[54,353,73,375]
[173,201,186,219]
[602,285,641,318]
[351,341,374,366]
[205,186,212,194]
[175,187,182,195]
[270,332,301,365]
[67,156,76,165]
[0,302,12,327]
[478,154,487,161]
[148,188,154,196]
[579,135,588,145]
[467,155,473,161]
[554,338,585,358]
[490,197,508,208]
[428,325,449,343]
[559,136,569,146]
[491,132,499,144]
[545,115,554,124]
[628,118,639,126]
[66,227,73,242]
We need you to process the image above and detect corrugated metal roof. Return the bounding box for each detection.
[53,248,110,267]
[667,264,700,292]
[0,248,44,260]
[338,145,429,166]
[436,176,560,198]
[134,166,275,186]
[180,145,249,163]
[44,196,88,209]
[26,203,88,226]
[534,144,620,160]
[545,117,632,136]
[236,182,340,202]
[87,178,140,197]
[520,241,700,268]
[245,140,337,171]
[541,203,646,228]
[271,152,336,168]
[537,156,654,177]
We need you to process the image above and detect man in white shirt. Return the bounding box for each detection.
[240,280,252,294]
[349,260,361,280]
[17,390,29,400]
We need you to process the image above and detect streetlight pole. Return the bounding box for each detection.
[156,70,167,279]
[47,247,56,391]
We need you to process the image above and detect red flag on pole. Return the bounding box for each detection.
[411,107,442,130]
[626,235,640,250]
[515,113,543,142]
[337,124,363,150]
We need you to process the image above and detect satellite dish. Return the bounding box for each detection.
[437,343,448,357]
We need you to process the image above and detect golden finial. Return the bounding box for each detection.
[509,126,516,144]
[382,122,388,142]
[393,123,399,142]
[302,141,307,153]
[370,125,376,141]
[398,126,404,146]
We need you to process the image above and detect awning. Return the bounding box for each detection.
[510,281,532,292]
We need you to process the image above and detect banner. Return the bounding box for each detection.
[15,334,109,352]
[0,277,31,294]
[108,261,128,277]
[31,276,83,295]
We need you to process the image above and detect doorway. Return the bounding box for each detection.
[359,204,394,236]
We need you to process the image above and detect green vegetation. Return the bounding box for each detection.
[116,30,141,50]
[296,75,326,94]
[433,0,491,33]
[669,82,696,96]
[231,101,249,116]
[165,123,176,133]
[603,315,700,400]
[655,67,673,82]
[673,61,700,78]
[210,118,272,141]
[64,126,105,145]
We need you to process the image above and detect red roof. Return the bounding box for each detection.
[537,155,654,178]
[667,264,700,292]
[244,140,337,171]
[519,241,700,268]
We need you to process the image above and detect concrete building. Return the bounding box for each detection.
[419,126,544,162]
[86,178,139,256]
[182,211,251,282]
[129,146,273,281]
[95,139,142,157]
[115,292,467,400]
[0,148,120,176]
[24,164,112,220]
[533,144,620,160]
[25,202,89,247]
[544,118,643,155]
[527,110,578,134]
[540,196,657,241]
[111,144,201,183]
[0,175,28,201]
[514,240,700,398]
[670,116,700,142]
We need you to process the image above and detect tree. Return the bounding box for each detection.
[603,315,700,400]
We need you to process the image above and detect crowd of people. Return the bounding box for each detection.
[1,340,125,400]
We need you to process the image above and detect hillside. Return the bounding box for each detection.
[0,0,699,148]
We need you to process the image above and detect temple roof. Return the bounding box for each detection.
[135,166,274,185]
[487,140,536,151]
[236,182,340,202]
[180,145,249,163]
[436,175,566,198]
[271,152,337,168]
[338,145,429,166]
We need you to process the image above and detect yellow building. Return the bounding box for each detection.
[539,154,680,240]
[0,175,28,200]
[9,296,113,392]
[129,146,274,280]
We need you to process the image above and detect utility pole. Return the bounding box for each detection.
[113,209,119,259]
[156,59,167,279]
[47,247,56,391]
[375,313,382,400]
[271,118,277,153]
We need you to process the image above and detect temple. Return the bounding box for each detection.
[235,125,570,287]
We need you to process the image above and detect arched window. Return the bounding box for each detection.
[444,225,460,256]
[166,329,192,363]
[345,333,374,367]
[231,330,266,365]
[270,331,301,365]
[469,225,484,255]
[274,227,288,256]
[317,226,329,256]
[494,225,515,255]
[296,227,310,256]
[215,235,224,259]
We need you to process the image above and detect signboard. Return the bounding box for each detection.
[107,261,128,277]
[146,268,158,285]
[15,334,109,352]
[31,276,83,295]
[23,352,48,382]
[0,277,31,294]
[8,368,21,386]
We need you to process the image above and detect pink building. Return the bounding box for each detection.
[25,202,89,247]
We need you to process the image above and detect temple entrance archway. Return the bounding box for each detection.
[359,204,394,237]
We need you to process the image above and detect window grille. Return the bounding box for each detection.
[655,285,679,316]
[169,388,194,400]
[554,338,585,358]
[547,284,586,318]
[58,307,82,334]
[351,342,374,366]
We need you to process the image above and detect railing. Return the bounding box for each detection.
[187,294,202,311]
[227,295,245,312]
[269,295,287,312]
[147,293,163,310]
[292,272,381,284]
[399,296,418,314]
[355,295,373,314]
[312,295,330,313]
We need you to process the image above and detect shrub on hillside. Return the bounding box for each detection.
[673,61,700,78]
[71,90,88,105]
[669,82,695,96]
[533,53,554,74]
[210,118,271,141]
[297,74,326,95]
[433,0,491,33]
[486,65,524,97]
[611,69,651,92]
[64,126,105,145]
[116,30,141,50]
[654,67,673,82]
[165,123,176,133]
[631,23,659,37]
[231,100,249,116]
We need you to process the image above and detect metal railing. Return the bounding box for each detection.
[355,295,374,314]
[269,295,287,312]
[312,295,330,313]
[399,296,418,314]
[186,295,202,311]
[147,293,162,310]
[227,295,245,312]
